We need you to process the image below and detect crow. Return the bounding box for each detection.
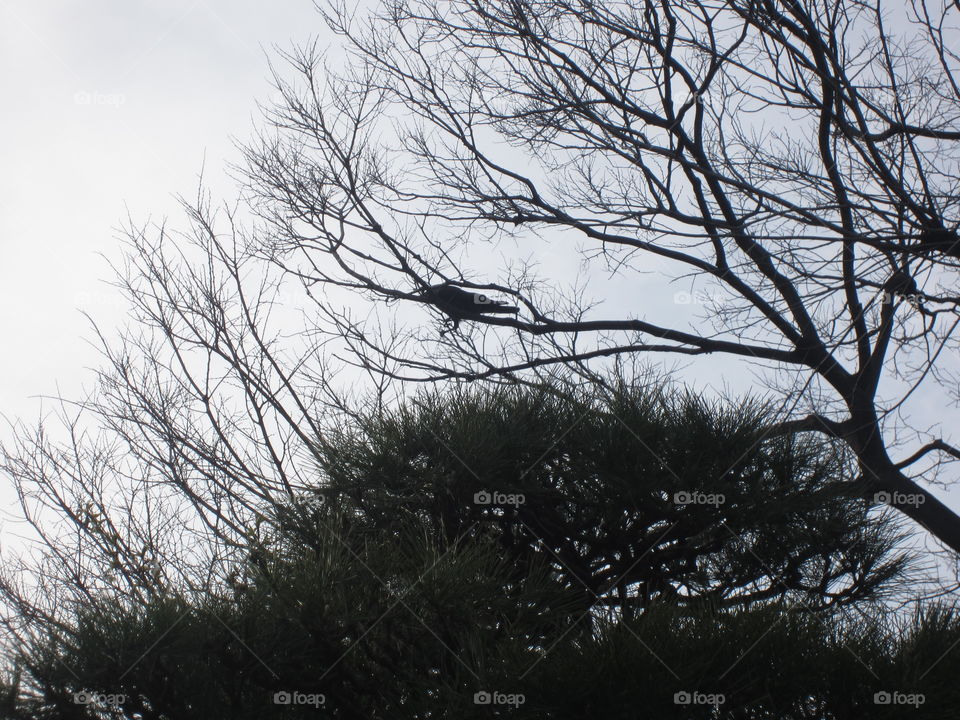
[917,227,960,259]
[884,269,917,296]
[883,270,919,308]
[419,283,519,330]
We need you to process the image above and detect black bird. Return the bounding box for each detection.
[883,269,919,306]
[917,227,960,259]
[419,283,519,330]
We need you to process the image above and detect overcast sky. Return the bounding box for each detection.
[1,0,959,543]
[0,0,320,424]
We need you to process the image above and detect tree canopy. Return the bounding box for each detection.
[241,0,960,551]
[4,378,955,719]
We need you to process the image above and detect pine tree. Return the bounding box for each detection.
[4,378,954,719]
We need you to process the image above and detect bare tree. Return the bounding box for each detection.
[240,0,960,553]
[0,197,353,648]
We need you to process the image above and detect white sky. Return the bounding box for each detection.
[0,0,320,423]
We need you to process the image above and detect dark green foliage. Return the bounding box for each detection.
[7,539,959,719]
[315,379,909,613]
[11,511,583,719]
[5,379,953,719]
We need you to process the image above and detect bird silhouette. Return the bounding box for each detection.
[917,227,960,258]
[883,269,920,308]
[884,270,917,295]
[419,283,519,330]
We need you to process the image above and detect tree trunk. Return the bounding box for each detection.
[848,407,960,553]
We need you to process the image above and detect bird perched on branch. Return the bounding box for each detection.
[883,269,919,308]
[418,283,519,331]
[884,269,917,295]
[917,227,960,259]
